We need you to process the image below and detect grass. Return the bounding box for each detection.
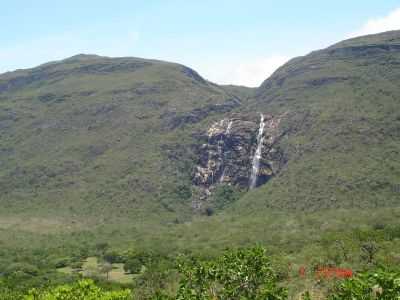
[57,257,135,284]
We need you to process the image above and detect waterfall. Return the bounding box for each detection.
[225,120,233,135]
[249,114,265,189]
[219,169,226,183]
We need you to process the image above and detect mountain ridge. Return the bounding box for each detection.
[0,30,399,233]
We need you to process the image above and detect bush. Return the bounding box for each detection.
[5,263,39,277]
[205,207,214,216]
[104,251,124,264]
[213,185,242,209]
[124,251,153,274]
[54,258,70,269]
[174,184,192,200]
[176,246,287,299]
[328,269,400,299]
[23,279,132,300]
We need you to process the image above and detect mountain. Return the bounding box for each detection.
[232,30,400,211]
[187,30,400,213]
[2,30,400,300]
[0,54,243,227]
[0,31,399,247]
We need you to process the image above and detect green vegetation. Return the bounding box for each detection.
[2,247,400,299]
[0,54,235,228]
[175,246,287,299]
[242,30,400,211]
[212,185,243,209]
[23,279,131,300]
[328,269,400,299]
[57,257,135,284]
[0,30,400,299]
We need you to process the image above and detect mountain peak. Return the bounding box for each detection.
[329,29,400,49]
[63,54,104,62]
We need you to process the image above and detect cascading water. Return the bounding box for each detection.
[225,120,233,135]
[219,169,226,183]
[249,114,265,189]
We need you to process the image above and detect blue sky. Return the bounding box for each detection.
[1,1,400,86]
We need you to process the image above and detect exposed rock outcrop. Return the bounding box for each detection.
[192,112,287,203]
[162,98,241,130]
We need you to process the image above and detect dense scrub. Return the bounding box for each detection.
[1,246,400,299]
[23,280,131,300]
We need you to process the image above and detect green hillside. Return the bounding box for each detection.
[0,54,243,226]
[0,30,399,245]
[237,30,400,211]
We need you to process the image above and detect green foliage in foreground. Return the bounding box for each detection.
[328,269,400,300]
[175,246,287,300]
[0,247,286,300]
[2,247,400,299]
[24,279,132,300]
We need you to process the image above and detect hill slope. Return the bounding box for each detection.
[232,30,400,211]
[0,31,399,239]
[0,54,242,226]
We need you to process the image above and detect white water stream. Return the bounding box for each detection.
[249,114,265,189]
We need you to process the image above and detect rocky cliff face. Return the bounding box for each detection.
[192,112,287,204]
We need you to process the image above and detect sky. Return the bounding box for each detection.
[1,1,400,87]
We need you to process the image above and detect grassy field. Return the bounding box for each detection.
[57,257,135,284]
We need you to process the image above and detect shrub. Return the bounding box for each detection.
[23,279,132,300]
[124,252,152,274]
[176,246,287,299]
[104,251,124,264]
[205,207,214,216]
[213,185,241,209]
[328,269,400,299]
[54,258,70,269]
[5,263,39,277]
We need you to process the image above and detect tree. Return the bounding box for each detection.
[104,250,123,264]
[176,246,287,299]
[95,242,110,254]
[100,262,113,280]
[360,242,378,264]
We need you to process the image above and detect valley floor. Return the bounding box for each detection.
[1,206,400,298]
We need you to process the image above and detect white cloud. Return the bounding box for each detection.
[203,7,400,87]
[221,7,400,87]
[350,7,400,38]
[230,55,290,87]
[198,55,290,87]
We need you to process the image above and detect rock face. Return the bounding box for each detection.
[192,112,287,197]
[162,98,241,130]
